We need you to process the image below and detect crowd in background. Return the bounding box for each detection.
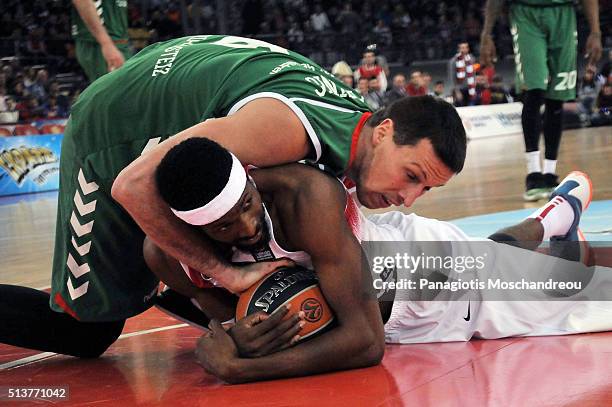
[329,43,611,127]
[0,0,610,126]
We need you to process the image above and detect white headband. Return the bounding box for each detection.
[171,153,247,225]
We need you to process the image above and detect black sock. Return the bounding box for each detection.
[543,99,564,161]
[521,89,545,152]
[0,285,125,358]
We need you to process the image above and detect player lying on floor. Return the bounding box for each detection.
[147,138,611,383]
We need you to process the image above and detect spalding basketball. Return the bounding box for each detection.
[236,266,335,341]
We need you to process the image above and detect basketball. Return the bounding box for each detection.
[236,266,335,341]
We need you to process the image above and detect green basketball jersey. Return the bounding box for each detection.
[71,0,129,42]
[69,35,371,177]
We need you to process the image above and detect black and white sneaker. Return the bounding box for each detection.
[542,173,559,198]
[523,172,549,201]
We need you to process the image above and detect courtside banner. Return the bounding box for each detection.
[456,102,523,139]
[0,134,62,196]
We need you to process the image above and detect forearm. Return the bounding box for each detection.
[229,319,384,383]
[580,0,600,34]
[144,237,237,320]
[117,180,232,286]
[72,0,114,47]
[481,0,504,36]
[145,240,204,299]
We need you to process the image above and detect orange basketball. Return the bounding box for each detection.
[236,266,335,341]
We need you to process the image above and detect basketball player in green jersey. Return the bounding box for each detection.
[480,0,602,200]
[0,36,465,358]
[72,0,132,81]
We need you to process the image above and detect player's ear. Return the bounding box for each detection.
[372,118,394,146]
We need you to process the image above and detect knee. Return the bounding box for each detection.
[545,99,563,115]
[75,320,125,358]
[522,89,545,110]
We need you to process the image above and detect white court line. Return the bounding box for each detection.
[35,285,51,291]
[0,323,189,371]
[0,352,56,370]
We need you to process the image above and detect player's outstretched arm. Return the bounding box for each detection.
[196,170,385,383]
[112,99,309,292]
[581,0,602,68]
[479,0,504,67]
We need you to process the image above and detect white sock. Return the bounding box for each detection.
[543,159,557,175]
[526,151,541,174]
[528,196,575,240]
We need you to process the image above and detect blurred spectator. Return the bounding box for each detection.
[406,71,427,96]
[432,80,446,98]
[421,72,432,94]
[366,77,385,110]
[474,73,491,105]
[16,95,45,121]
[376,52,391,79]
[356,77,369,98]
[48,81,70,114]
[23,67,36,89]
[43,95,67,119]
[453,41,477,102]
[13,82,30,102]
[591,79,612,126]
[336,4,361,56]
[0,95,18,124]
[310,5,331,32]
[489,76,513,104]
[287,21,304,45]
[354,46,388,91]
[391,4,411,30]
[336,4,360,35]
[331,61,354,88]
[373,20,392,47]
[0,86,8,112]
[452,87,466,107]
[29,69,49,102]
[598,50,612,82]
[385,73,408,105]
[453,41,476,102]
[577,69,600,122]
[463,11,482,45]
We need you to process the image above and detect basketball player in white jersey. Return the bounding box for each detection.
[147,137,611,383]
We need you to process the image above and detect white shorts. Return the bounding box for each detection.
[364,211,612,344]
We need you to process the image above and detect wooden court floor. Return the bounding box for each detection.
[0,127,611,406]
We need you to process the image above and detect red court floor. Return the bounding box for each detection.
[2,305,612,406]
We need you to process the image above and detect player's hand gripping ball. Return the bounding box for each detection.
[236,266,335,341]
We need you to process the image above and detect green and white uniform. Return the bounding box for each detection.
[71,0,132,81]
[509,0,578,100]
[52,35,371,321]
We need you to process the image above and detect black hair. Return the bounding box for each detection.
[366,96,467,173]
[155,138,234,211]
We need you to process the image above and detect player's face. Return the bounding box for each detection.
[202,182,268,249]
[356,121,455,209]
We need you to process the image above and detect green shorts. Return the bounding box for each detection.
[509,4,577,100]
[75,40,133,82]
[49,121,169,322]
